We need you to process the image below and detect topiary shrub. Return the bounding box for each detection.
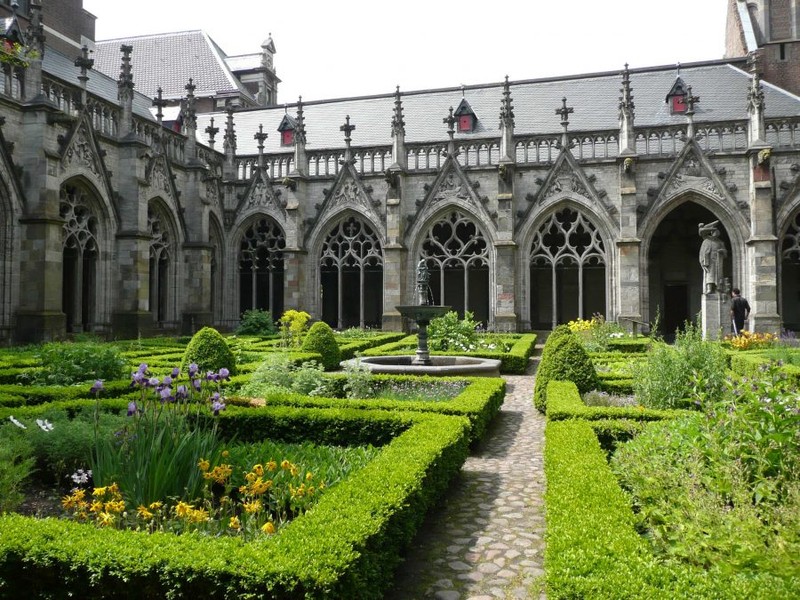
[300,321,341,371]
[182,327,237,375]
[534,329,598,413]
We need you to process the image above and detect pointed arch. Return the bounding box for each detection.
[237,215,286,319]
[415,208,491,324]
[0,150,23,340]
[147,199,179,328]
[779,207,800,330]
[526,205,608,328]
[209,215,225,325]
[317,212,384,329]
[60,179,110,333]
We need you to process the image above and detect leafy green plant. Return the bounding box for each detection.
[301,321,341,371]
[25,342,127,386]
[240,354,332,397]
[612,363,800,575]
[343,356,373,399]
[181,326,237,375]
[278,310,311,348]
[235,309,277,336]
[633,322,728,409]
[90,364,229,507]
[428,311,479,351]
[0,424,35,512]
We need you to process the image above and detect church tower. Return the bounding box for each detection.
[726,0,800,94]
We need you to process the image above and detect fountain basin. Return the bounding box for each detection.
[341,355,501,377]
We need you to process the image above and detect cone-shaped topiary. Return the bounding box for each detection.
[182,326,237,375]
[300,321,341,371]
[534,329,598,413]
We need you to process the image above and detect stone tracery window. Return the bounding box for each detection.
[238,217,285,317]
[529,207,606,328]
[320,215,383,329]
[148,205,172,325]
[780,211,800,330]
[420,210,490,323]
[60,183,99,332]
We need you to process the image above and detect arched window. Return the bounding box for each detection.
[420,210,490,324]
[781,211,800,330]
[238,217,285,318]
[148,206,172,326]
[529,207,606,329]
[320,215,383,329]
[61,184,99,333]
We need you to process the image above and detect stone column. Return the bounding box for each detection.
[493,242,517,331]
[382,177,405,332]
[616,160,643,333]
[747,151,781,333]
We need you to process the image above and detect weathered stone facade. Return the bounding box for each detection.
[1,2,799,344]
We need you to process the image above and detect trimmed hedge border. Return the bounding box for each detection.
[545,380,683,423]
[729,351,800,386]
[0,405,471,599]
[233,375,506,445]
[544,419,800,599]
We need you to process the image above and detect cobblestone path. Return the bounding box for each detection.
[387,362,546,599]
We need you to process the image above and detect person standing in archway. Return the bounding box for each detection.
[730,287,750,335]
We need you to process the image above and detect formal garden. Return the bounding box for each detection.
[0,309,798,598]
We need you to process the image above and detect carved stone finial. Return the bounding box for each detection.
[205,116,219,149]
[223,103,237,155]
[391,85,406,136]
[684,85,700,116]
[152,86,167,126]
[75,44,93,88]
[500,75,515,129]
[556,97,574,129]
[254,123,268,154]
[619,63,635,117]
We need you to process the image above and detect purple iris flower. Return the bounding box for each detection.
[127,401,137,416]
[160,386,174,403]
[162,375,173,386]
[218,368,230,380]
[206,371,217,382]
[171,367,180,378]
[188,363,199,377]
[211,399,226,416]
[138,363,148,373]
[148,377,160,388]
[176,385,188,400]
[192,378,202,391]
[90,380,104,395]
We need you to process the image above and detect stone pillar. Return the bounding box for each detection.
[494,242,517,332]
[282,249,306,313]
[701,292,730,340]
[747,151,781,333]
[112,233,153,338]
[616,160,642,332]
[181,242,213,334]
[382,178,405,331]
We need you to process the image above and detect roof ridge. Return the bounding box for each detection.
[95,29,204,43]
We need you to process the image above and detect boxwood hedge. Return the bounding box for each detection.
[0,405,470,599]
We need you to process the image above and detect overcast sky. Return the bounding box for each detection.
[82,0,731,103]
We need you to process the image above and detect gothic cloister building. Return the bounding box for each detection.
[0,1,799,343]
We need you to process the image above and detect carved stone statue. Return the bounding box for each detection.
[698,221,727,294]
[415,259,431,305]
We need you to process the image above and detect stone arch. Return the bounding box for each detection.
[412,207,493,325]
[235,214,286,320]
[147,199,180,327]
[59,177,115,333]
[0,161,23,341]
[639,191,747,335]
[208,214,225,326]
[778,204,800,331]
[314,211,384,329]
[522,202,612,329]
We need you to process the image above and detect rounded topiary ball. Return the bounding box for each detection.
[534,330,598,413]
[182,326,237,375]
[300,321,341,371]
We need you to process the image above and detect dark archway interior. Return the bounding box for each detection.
[648,202,731,339]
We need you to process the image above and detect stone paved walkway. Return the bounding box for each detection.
[387,361,546,599]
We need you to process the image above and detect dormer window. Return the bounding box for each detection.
[666,77,688,114]
[277,113,297,147]
[454,98,477,133]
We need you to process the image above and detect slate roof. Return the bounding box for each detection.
[195,59,800,156]
[43,46,156,121]
[93,30,255,102]
[225,53,261,72]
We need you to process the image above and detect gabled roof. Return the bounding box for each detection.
[93,30,256,103]
[225,53,262,73]
[195,59,800,155]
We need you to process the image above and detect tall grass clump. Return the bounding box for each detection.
[633,322,728,409]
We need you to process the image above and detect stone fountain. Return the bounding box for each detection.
[341,260,501,376]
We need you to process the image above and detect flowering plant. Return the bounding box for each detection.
[0,40,39,68]
[90,363,229,507]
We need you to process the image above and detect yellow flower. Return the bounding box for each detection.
[253,464,264,477]
[149,501,163,511]
[137,505,154,520]
[90,500,104,513]
[306,472,313,481]
[222,450,230,458]
[261,521,276,535]
[97,512,115,527]
[243,500,262,514]
[105,500,126,514]
[175,501,193,519]
[197,458,210,472]
[92,486,107,497]
[189,508,210,523]
[280,460,291,470]
[228,516,241,530]
[266,460,277,472]
[290,466,299,477]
